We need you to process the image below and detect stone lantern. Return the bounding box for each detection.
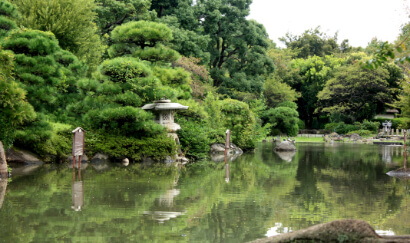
[141,99,188,143]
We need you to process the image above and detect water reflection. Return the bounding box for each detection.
[274,150,296,162]
[225,163,230,183]
[72,168,84,211]
[210,152,241,162]
[265,223,292,237]
[381,145,403,164]
[2,143,410,242]
[143,176,186,223]
[0,178,6,210]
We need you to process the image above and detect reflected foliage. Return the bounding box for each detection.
[0,143,409,242]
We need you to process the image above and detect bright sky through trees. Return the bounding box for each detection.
[249,0,410,48]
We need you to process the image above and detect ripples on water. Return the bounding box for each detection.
[0,142,409,242]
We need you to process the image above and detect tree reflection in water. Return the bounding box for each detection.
[0,143,410,242]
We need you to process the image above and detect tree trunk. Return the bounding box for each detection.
[0,141,8,177]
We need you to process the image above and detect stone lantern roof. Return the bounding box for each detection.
[141,100,188,133]
[141,99,188,111]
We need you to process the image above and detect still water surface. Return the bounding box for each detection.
[0,142,409,242]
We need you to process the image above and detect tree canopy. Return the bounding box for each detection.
[13,0,105,70]
[317,65,393,121]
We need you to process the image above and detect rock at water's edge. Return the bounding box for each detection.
[274,141,297,151]
[6,147,43,165]
[250,219,380,243]
[89,153,110,164]
[210,143,243,154]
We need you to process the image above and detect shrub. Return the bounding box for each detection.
[263,106,299,137]
[87,133,176,161]
[361,120,380,132]
[83,106,164,137]
[325,120,380,134]
[372,118,410,129]
[177,120,210,160]
[347,130,373,137]
[220,99,257,150]
[324,122,357,134]
[14,119,72,161]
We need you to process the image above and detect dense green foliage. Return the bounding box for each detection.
[95,0,151,35]
[280,27,341,59]
[87,133,176,160]
[324,120,380,134]
[317,65,392,121]
[2,29,86,117]
[3,0,410,161]
[372,118,410,129]
[0,48,35,148]
[263,102,300,136]
[13,0,105,70]
[0,0,18,38]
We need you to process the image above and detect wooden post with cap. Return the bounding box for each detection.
[225,129,231,164]
[404,130,407,169]
[72,127,85,170]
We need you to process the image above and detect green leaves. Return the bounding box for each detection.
[317,65,392,121]
[110,21,173,50]
[14,0,105,71]
[1,29,85,115]
[0,49,36,147]
[363,41,410,69]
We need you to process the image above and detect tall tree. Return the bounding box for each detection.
[197,0,273,94]
[280,27,339,59]
[72,21,192,137]
[150,0,179,17]
[289,55,344,127]
[317,65,393,121]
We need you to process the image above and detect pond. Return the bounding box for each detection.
[0,142,409,242]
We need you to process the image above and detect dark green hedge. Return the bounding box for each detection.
[372,118,410,129]
[86,133,176,161]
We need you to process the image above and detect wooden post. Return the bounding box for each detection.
[404,130,407,169]
[224,129,231,164]
[72,127,85,170]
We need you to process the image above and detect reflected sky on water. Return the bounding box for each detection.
[0,142,409,242]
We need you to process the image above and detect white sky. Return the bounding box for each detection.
[248,0,410,48]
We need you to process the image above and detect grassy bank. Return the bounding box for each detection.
[262,136,324,143]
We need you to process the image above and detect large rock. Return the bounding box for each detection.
[274,141,297,151]
[210,143,243,154]
[349,133,362,141]
[250,219,410,243]
[250,220,380,243]
[6,147,43,165]
[387,168,410,178]
[91,153,109,163]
